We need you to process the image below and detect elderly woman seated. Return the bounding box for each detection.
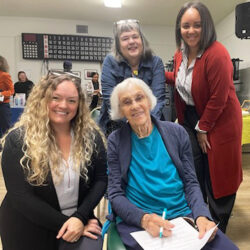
[106,77,238,250]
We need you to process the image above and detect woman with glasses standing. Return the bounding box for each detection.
[166,1,242,233]
[0,73,107,250]
[99,19,166,136]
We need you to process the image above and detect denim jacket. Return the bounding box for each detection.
[99,54,166,133]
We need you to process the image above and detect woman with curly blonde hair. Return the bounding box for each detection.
[0,73,107,250]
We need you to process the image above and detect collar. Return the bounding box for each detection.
[181,42,203,59]
[118,56,152,70]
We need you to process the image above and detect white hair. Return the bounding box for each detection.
[110,77,157,120]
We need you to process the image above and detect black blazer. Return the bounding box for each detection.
[0,128,107,250]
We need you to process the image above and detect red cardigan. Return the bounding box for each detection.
[166,41,242,199]
[0,71,14,103]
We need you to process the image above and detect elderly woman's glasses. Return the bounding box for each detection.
[120,93,146,107]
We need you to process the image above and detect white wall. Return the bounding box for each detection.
[216,4,250,100]
[216,8,250,69]
[1,9,249,86]
[0,16,176,88]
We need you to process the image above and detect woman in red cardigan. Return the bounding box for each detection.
[166,1,242,233]
[0,55,14,138]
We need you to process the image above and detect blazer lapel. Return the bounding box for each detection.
[119,123,132,184]
[152,117,179,168]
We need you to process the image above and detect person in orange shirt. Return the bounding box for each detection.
[0,55,14,138]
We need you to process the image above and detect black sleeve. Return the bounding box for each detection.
[1,129,68,232]
[72,131,107,224]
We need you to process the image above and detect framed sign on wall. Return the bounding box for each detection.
[84,69,97,80]
[22,33,113,62]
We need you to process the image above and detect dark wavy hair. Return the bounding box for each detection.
[175,1,217,52]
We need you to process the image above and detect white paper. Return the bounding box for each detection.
[131,217,217,250]
[0,95,4,102]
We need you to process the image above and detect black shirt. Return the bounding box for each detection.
[92,81,99,90]
[14,80,34,99]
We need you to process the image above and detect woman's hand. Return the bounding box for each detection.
[82,219,102,240]
[196,216,218,242]
[141,213,174,237]
[57,217,84,243]
[197,132,211,153]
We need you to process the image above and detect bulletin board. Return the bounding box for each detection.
[22,33,113,62]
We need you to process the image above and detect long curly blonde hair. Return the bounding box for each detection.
[1,73,106,186]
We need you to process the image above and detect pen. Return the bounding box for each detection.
[159,208,167,238]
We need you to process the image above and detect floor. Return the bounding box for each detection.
[226,150,250,249]
[0,151,249,250]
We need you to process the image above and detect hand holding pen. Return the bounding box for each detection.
[159,208,167,238]
[141,211,174,238]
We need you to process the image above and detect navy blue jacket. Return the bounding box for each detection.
[99,54,166,133]
[107,117,211,227]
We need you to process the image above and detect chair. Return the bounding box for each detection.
[101,200,127,250]
[91,106,108,220]
[90,106,101,122]
[102,222,126,250]
[90,107,126,249]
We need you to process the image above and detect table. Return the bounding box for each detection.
[11,107,24,125]
[242,115,250,145]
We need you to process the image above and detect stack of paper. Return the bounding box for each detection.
[131,217,217,250]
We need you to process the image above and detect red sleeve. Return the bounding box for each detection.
[166,51,182,85]
[165,71,175,84]
[198,45,233,132]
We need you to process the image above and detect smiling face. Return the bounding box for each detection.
[119,84,151,130]
[19,72,27,82]
[92,73,99,83]
[119,29,143,63]
[48,80,79,130]
[180,7,202,52]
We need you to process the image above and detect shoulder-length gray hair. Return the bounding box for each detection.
[112,20,153,62]
[175,1,216,53]
[110,77,157,120]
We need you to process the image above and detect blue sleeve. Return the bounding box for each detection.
[107,132,146,227]
[101,55,118,114]
[150,56,166,119]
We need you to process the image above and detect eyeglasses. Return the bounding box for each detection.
[113,19,140,35]
[120,93,146,107]
[48,70,81,85]
[114,19,139,26]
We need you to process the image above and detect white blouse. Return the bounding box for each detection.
[176,46,203,106]
[52,132,80,216]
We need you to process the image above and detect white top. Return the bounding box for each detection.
[176,46,203,106]
[176,45,206,132]
[52,132,80,216]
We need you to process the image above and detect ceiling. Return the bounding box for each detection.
[0,0,246,26]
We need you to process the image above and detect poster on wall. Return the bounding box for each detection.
[22,33,113,62]
[84,69,97,80]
